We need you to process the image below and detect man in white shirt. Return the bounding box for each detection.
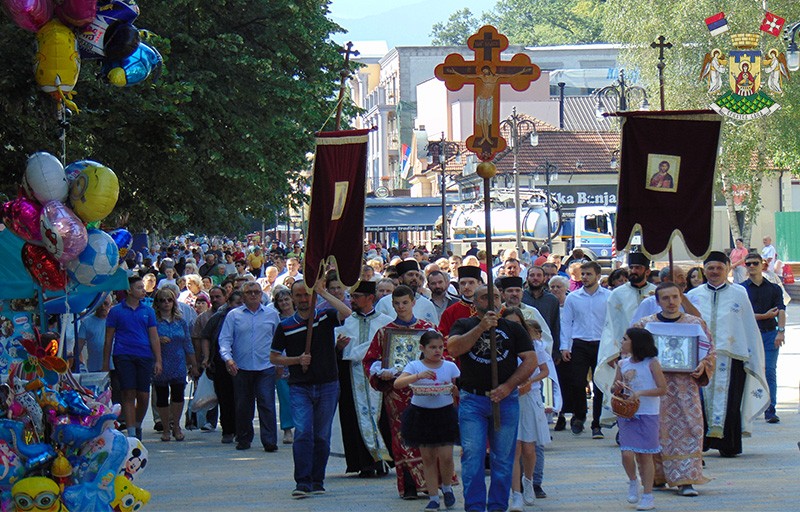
[761,236,777,274]
[375,260,438,325]
[560,261,610,437]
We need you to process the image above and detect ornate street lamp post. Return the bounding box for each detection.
[427,133,460,254]
[593,69,650,118]
[535,161,558,243]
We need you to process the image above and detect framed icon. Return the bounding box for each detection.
[645,154,681,192]
[382,328,426,370]
[654,334,698,372]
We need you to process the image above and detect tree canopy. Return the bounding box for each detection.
[0,0,348,236]
[430,8,481,46]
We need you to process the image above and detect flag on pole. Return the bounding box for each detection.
[614,111,722,259]
[303,129,370,289]
[759,11,786,37]
[704,12,729,37]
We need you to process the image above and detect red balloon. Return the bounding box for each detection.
[21,243,67,291]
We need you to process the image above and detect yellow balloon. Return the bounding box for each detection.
[34,19,81,111]
[69,165,120,223]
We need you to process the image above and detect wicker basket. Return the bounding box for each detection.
[409,383,453,396]
[611,384,640,419]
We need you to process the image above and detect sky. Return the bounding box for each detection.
[328,0,497,47]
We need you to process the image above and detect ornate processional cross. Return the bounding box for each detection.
[434,26,541,161]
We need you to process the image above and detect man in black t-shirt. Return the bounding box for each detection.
[448,285,537,512]
[270,280,351,499]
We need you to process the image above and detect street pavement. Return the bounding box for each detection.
[138,304,800,511]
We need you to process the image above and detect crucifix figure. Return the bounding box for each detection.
[650,35,673,111]
[435,25,541,161]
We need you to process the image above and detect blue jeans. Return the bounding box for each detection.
[761,330,779,410]
[289,380,339,490]
[533,443,544,486]
[459,390,519,512]
[233,367,277,447]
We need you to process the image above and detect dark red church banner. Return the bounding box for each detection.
[614,110,722,259]
[303,129,370,289]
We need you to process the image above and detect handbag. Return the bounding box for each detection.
[611,383,640,419]
[190,371,218,413]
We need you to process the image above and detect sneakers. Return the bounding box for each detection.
[291,487,309,499]
[264,444,278,452]
[571,421,584,435]
[235,442,251,450]
[311,484,326,495]
[283,429,294,444]
[221,434,235,444]
[678,485,699,497]
[637,493,655,510]
[201,422,215,432]
[509,492,524,512]
[442,490,456,509]
[554,415,566,431]
[533,484,547,499]
[627,480,639,504]
[521,476,535,505]
[424,499,441,511]
[591,427,604,439]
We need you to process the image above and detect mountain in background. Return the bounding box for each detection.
[330,0,495,48]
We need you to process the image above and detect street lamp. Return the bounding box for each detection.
[784,21,800,71]
[427,133,460,255]
[535,160,558,243]
[498,107,539,256]
[593,69,650,119]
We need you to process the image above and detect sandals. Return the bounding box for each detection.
[172,428,185,441]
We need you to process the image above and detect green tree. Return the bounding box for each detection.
[0,0,349,236]
[602,0,800,247]
[430,8,481,45]
[485,0,606,45]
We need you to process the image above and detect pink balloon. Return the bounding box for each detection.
[2,196,43,243]
[54,0,95,28]
[39,201,88,263]
[2,0,53,32]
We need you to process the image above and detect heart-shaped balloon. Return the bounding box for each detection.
[21,243,67,291]
[40,201,88,263]
[2,196,43,243]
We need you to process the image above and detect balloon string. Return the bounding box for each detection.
[57,101,69,166]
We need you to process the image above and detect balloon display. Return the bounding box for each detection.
[65,229,119,286]
[2,196,43,243]
[102,42,162,87]
[40,201,88,263]
[2,0,53,32]
[108,228,132,258]
[68,164,119,223]
[76,0,139,59]
[33,19,81,109]
[21,243,67,291]
[64,159,102,183]
[22,152,68,204]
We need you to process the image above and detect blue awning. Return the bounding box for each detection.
[364,206,443,233]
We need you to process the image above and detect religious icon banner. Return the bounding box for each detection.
[614,110,722,259]
[303,129,370,289]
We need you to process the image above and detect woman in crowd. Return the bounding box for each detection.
[685,267,705,292]
[548,275,569,308]
[270,286,296,445]
[153,289,199,442]
[607,268,629,290]
[179,274,203,307]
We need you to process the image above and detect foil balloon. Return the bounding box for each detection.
[21,244,67,291]
[63,428,128,510]
[65,229,119,286]
[34,19,81,112]
[118,438,146,481]
[2,196,43,243]
[22,153,68,204]
[54,0,96,28]
[0,419,55,470]
[76,0,139,59]
[1,0,53,32]
[11,477,66,511]
[68,164,119,223]
[104,23,139,61]
[107,228,132,258]
[8,378,44,441]
[0,439,25,491]
[110,475,150,512]
[63,159,102,184]
[102,42,162,87]
[51,413,117,451]
[40,201,88,263]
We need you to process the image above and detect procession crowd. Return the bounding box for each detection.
[74,235,785,512]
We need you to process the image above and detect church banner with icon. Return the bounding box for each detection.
[614,111,723,259]
[303,129,370,289]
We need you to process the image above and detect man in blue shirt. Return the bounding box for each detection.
[218,281,281,451]
[103,276,162,440]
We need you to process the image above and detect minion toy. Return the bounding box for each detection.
[34,20,81,112]
[110,475,150,512]
[11,477,68,512]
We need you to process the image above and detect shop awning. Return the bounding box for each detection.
[364,206,443,233]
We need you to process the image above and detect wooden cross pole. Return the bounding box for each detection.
[304,43,359,371]
[436,25,541,429]
[650,35,674,279]
[435,26,540,161]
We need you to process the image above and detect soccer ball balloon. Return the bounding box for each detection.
[66,229,120,286]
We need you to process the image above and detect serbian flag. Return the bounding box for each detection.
[705,12,729,36]
[613,111,722,259]
[303,129,370,289]
[760,11,786,37]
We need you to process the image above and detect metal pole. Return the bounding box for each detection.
[545,162,552,243]
[618,70,628,111]
[441,135,448,255]
[512,118,522,256]
[483,176,501,430]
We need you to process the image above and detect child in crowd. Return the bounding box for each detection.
[613,328,667,511]
[394,330,460,512]
[501,311,552,511]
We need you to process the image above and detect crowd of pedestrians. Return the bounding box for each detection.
[76,235,787,511]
